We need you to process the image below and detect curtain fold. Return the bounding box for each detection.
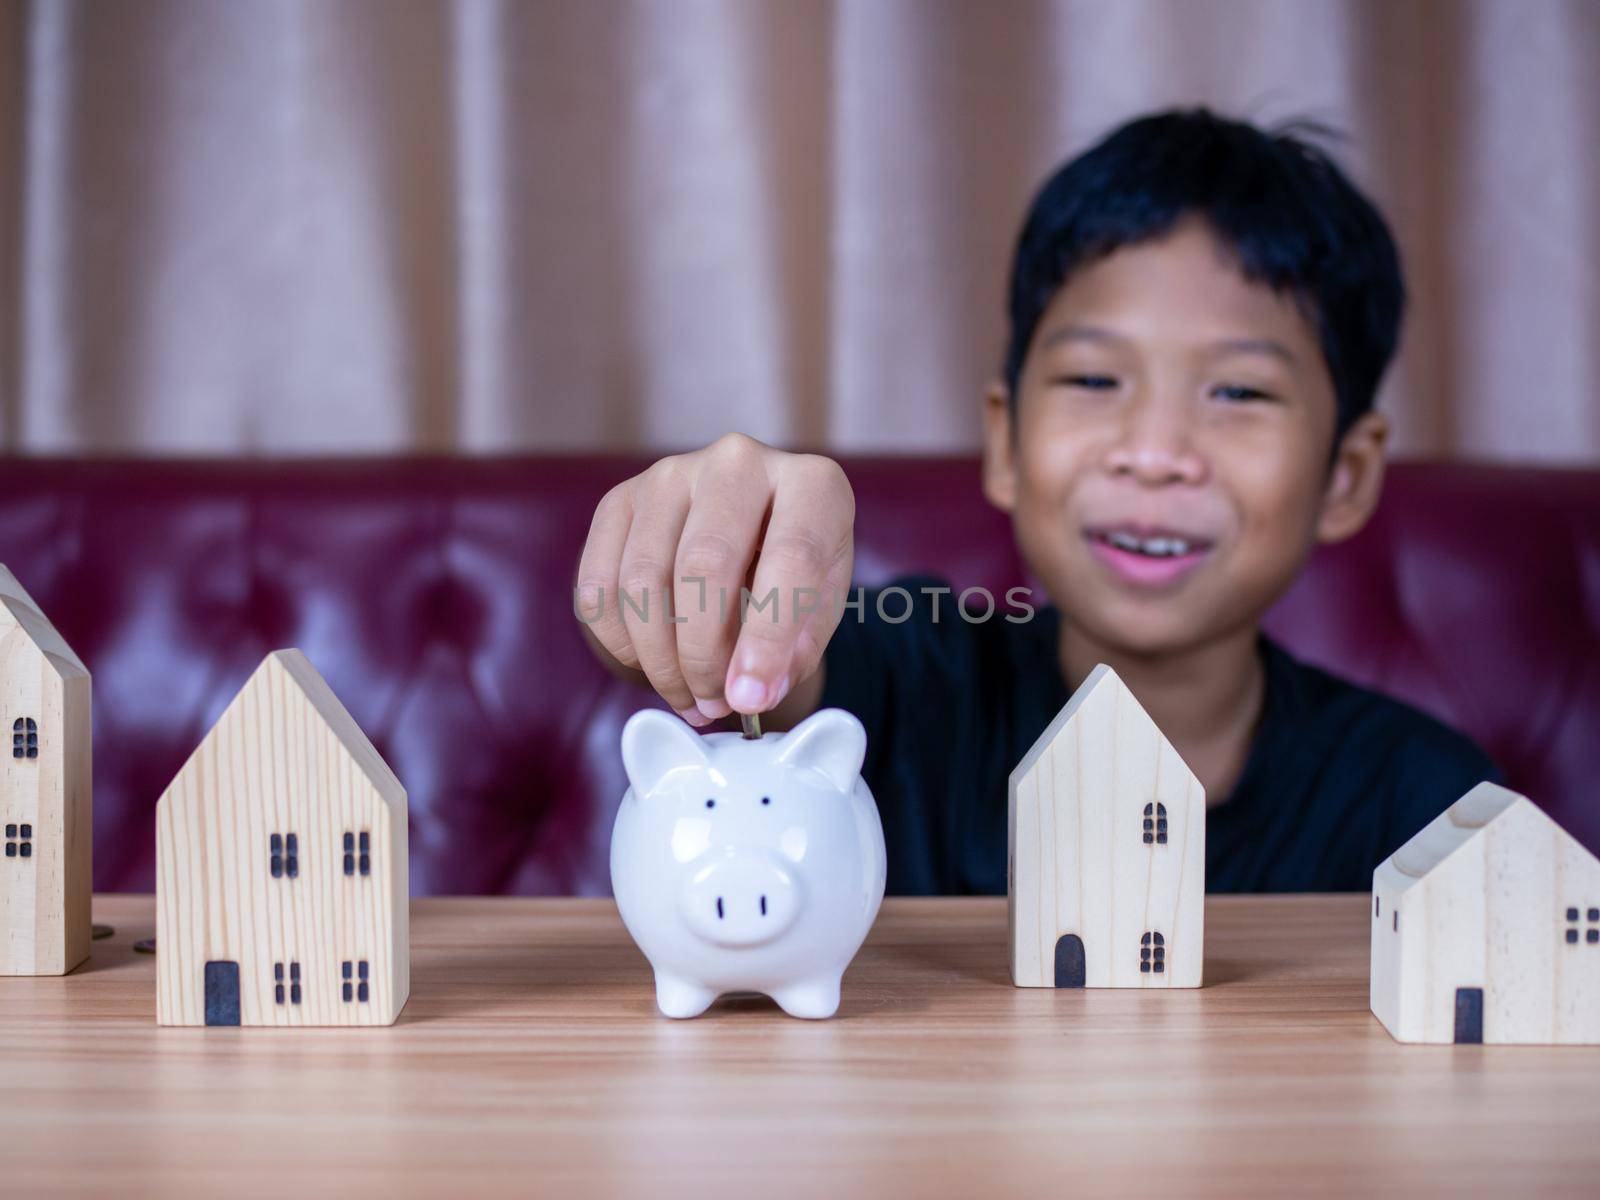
[2,0,1596,460]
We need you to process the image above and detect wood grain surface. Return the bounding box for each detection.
[1372,782,1600,1044]
[1010,664,1205,988]
[155,650,408,1026]
[0,562,91,977]
[3,894,1598,1198]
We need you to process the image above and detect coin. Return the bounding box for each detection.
[92,923,114,940]
[740,713,762,740]
[133,938,156,955]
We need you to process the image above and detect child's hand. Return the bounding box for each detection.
[577,434,854,726]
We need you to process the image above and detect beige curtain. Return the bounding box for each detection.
[1,0,1596,461]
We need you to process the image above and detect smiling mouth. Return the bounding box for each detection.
[1085,526,1216,558]
[1083,525,1216,589]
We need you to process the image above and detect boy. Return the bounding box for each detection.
[577,108,1501,894]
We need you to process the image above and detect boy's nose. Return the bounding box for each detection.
[1103,397,1207,485]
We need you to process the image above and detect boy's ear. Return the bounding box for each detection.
[982,380,1018,513]
[1316,410,1390,544]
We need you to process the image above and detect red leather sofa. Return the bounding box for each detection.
[1,457,1595,894]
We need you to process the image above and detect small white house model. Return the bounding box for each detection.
[156,649,409,1026]
[0,564,91,976]
[1371,781,1600,1044]
[1009,663,1205,988]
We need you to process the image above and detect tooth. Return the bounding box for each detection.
[1102,531,1198,557]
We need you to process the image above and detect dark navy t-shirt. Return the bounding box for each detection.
[819,579,1503,895]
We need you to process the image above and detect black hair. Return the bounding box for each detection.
[1003,107,1405,443]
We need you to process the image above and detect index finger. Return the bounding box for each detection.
[724,456,853,714]
[672,443,771,717]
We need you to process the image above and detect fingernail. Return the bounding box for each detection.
[675,707,709,727]
[725,675,767,712]
[770,674,791,707]
[696,697,732,720]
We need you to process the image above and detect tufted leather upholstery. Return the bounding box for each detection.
[0,457,1595,894]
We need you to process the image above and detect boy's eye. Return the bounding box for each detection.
[1210,383,1277,403]
[1051,374,1119,391]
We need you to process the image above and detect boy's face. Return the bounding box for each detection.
[984,217,1388,657]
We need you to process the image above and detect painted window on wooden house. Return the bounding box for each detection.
[11,717,37,759]
[274,960,302,1005]
[270,832,299,879]
[1140,931,1166,974]
[343,830,371,877]
[1566,906,1600,946]
[341,959,370,1003]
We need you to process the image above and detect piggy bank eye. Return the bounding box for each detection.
[705,798,716,809]
[761,796,771,806]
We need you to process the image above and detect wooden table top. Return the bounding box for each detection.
[4,894,1597,1197]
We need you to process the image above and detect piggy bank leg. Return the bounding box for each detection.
[771,974,843,1020]
[654,972,718,1019]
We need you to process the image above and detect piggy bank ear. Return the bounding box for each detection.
[621,709,711,798]
[774,708,866,793]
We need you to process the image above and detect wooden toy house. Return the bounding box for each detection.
[1371,781,1600,1044]
[156,649,409,1026]
[0,564,91,977]
[1009,663,1205,988]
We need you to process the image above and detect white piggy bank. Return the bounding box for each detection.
[610,707,887,1019]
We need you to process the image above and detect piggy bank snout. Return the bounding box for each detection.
[681,853,801,948]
